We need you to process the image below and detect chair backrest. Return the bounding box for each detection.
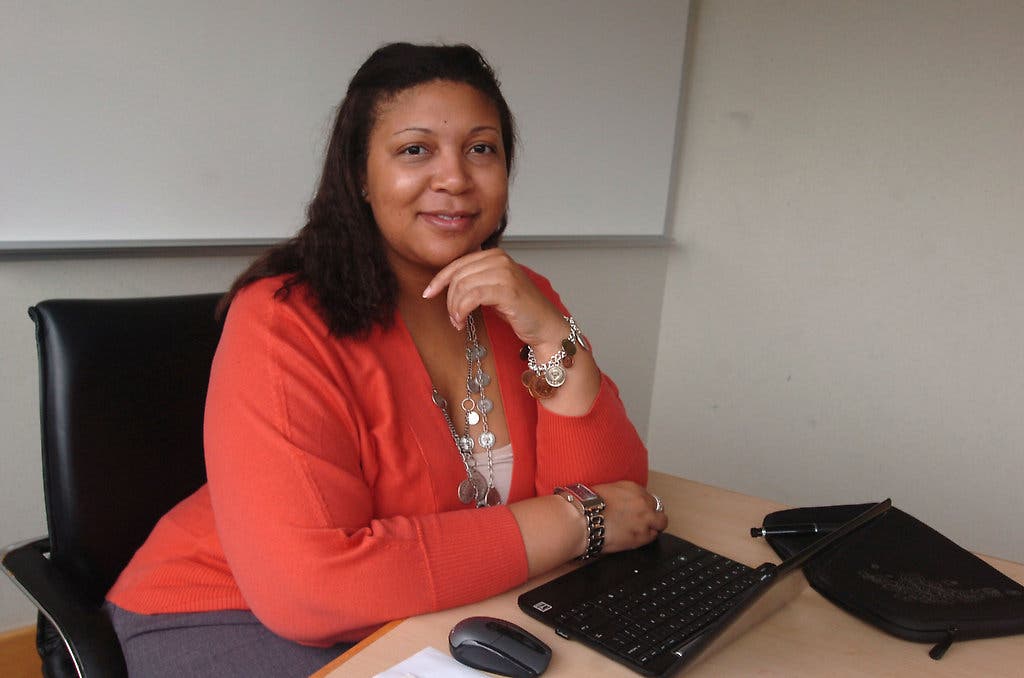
[31,293,223,605]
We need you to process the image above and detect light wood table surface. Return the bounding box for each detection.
[313,471,1024,677]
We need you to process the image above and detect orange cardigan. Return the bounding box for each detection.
[106,270,648,646]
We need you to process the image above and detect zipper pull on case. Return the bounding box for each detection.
[928,626,958,660]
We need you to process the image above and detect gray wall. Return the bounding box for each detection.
[650,0,1024,564]
[1,1,687,243]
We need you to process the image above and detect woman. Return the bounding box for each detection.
[105,42,667,677]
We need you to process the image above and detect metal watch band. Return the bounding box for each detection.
[554,482,606,560]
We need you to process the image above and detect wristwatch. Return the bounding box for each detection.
[554,483,606,560]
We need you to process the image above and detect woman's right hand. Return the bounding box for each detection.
[509,481,667,577]
[592,480,668,554]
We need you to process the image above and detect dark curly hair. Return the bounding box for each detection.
[218,43,517,337]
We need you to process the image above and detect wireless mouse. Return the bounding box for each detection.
[449,615,552,677]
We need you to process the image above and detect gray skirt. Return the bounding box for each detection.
[104,603,352,678]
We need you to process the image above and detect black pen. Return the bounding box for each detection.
[749,522,843,538]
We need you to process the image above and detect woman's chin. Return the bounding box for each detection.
[387,245,478,279]
[425,240,487,267]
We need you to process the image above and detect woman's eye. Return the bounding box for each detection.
[469,143,496,154]
[400,145,428,156]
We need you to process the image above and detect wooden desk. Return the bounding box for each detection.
[314,472,1024,677]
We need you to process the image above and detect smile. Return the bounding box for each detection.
[420,212,477,229]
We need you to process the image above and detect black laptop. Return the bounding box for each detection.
[518,498,891,676]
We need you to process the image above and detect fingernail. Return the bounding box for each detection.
[421,284,432,298]
[450,314,460,329]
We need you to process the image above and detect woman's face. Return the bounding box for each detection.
[363,80,509,282]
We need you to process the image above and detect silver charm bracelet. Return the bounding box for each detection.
[521,316,588,398]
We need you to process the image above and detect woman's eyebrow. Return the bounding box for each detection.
[391,125,500,137]
[469,125,500,135]
[392,126,432,136]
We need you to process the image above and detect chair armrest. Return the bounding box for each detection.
[2,537,128,678]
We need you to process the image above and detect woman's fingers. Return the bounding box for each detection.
[593,481,669,553]
[445,254,521,325]
[424,249,564,343]
[422,249,492,299]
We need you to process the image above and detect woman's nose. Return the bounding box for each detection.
[431,151,472,194]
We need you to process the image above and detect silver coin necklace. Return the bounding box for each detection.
[431,312,500,507]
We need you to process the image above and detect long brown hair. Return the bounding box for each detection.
[218,43,517,337]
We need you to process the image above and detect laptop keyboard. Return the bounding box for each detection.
[553,544,760,670]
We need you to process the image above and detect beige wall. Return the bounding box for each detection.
[0,244,668,631]
[650,0,1024,563]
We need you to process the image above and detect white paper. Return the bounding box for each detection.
[372,646,489,678]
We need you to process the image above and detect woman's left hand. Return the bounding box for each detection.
[422,248,565,347]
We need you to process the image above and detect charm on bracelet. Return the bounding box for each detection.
[544,363,566,388]
[519,315,587,399]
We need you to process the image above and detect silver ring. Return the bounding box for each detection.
[652,493,664,513]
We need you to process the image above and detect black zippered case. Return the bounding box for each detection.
[761,504,1024,659]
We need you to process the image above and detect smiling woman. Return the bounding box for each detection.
[100,43,663,678]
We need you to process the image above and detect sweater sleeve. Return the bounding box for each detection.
[534,375,649,493]
[523,270,650,493]
[204,283,528,646]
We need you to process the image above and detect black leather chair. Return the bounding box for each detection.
[1,294,223,678]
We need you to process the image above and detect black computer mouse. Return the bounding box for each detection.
[449,615,552,677]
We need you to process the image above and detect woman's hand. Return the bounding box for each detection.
[422,248,565,349]
[593,480,669,554]
[424,248,601,415]
[509,482,667,577]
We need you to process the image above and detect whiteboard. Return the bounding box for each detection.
[0,1,688,248]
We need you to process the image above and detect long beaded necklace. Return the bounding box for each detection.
[431,312,501,507]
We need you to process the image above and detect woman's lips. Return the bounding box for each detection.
[420,211,477,230]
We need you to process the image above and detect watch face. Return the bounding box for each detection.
[569,483,599,502]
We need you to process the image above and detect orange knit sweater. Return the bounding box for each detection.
[106,270,648,646]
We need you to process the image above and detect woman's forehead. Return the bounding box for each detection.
[371,81,500,134]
